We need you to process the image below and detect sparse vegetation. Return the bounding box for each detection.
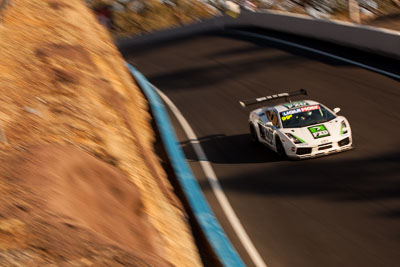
[87,0,400,37]
[88,0,217,38]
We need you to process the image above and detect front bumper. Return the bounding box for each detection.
[286,137,353,159]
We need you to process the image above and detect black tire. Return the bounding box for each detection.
[249,124,259,144]
[275,137,287,159]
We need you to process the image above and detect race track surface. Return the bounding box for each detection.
[123,31,400,267]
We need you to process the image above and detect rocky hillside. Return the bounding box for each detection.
[87,0,217,38]
[0,0,201,266]
[96,0,400,36]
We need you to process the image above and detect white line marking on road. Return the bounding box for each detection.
[231,30,400,80]
[155,86,267,267]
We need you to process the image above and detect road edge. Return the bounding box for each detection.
[127,64,245,267]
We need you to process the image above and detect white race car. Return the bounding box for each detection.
[240,89,353,159]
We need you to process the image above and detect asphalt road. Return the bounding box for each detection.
[123,31,400,267]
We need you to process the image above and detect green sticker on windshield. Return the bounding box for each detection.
[283,101,308,109]
[308,125,330,139]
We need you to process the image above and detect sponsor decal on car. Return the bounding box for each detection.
[281,114,293,121]
[282,105,320,116]
[282,108,301,116]
[308,124,330,139]
[301,105,320,112]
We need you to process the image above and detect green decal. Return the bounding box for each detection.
[292,134,305,143]
[308,125,330,139]
[308,125,327,133]
[283,101,308,109]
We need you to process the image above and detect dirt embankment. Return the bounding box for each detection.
[0,0,201,266]
[366,12,400,31]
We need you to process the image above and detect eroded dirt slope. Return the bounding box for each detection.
[0,0,201,266]
[366,12,400,31]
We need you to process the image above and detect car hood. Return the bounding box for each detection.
[283,118,344,146]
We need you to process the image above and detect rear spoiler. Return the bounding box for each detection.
[239,89,308,108]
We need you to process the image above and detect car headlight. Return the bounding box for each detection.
[285,133,304,144]
[340,121,348,135]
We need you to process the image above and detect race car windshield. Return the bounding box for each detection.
[280,105,336,128]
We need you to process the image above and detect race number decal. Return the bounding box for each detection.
[264,128,273,143]
[259,122,273,143]
[308,125,330,139]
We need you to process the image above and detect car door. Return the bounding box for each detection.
[257,113,268,142]
[262,109,276,144]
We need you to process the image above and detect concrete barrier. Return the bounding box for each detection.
[117,11,400,59]
[233,11,400,59]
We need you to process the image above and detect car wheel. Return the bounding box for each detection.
[275,138,287,158]
[249,124,259,144]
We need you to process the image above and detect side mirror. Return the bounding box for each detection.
[265,121,273,127]
[333,107,341,114]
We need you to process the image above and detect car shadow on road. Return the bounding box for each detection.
[180,133,282,164]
